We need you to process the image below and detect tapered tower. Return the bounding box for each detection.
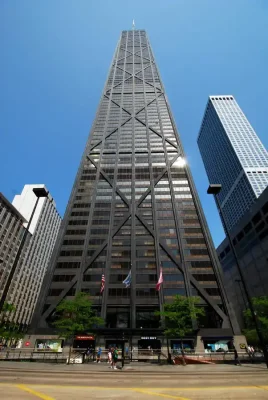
[32,30,241,352]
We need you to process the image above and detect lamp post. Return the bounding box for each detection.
[207,184,268,368]
[0,187,49,314]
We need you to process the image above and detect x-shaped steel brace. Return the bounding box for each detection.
[134,211,229,324]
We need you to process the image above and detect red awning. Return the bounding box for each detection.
[75,336,94,340]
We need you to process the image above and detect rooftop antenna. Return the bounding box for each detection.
[132,19,135,30]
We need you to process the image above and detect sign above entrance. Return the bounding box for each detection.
[141,337,157,340]
[75,336,94,340]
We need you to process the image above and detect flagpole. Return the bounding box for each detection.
[99,269,105,314]
[130,264,133,361]
[122,268,132,360]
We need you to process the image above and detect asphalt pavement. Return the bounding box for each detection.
[0,361,267,399]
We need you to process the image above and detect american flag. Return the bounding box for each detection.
[100,274,105,294]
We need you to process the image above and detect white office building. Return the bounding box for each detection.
[198,95,268,230]
[6,185,61,328]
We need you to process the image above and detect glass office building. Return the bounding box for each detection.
[198,96,268,231]
[31,31,241,352]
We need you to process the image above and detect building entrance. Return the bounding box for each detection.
[138,338,161,350]
[73,335,95,349]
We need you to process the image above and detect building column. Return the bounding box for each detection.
[233,335,248,353]
[195,336,205,352]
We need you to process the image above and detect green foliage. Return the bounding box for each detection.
[0,302,23,342]
[52,292,104,340]
[0,323,24,341]
[2,302,16,314]
[243,296,268,345]
[156,295,205,338]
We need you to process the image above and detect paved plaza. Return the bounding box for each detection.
[0,361,267,399]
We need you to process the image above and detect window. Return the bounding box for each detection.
[68,220,88,226]
[48,289,63,296]
[108,288,130,297]
[262,202,268,215]
[136,274,157,283]
[106,307,130,328]
[259,228,268,241]
[205,288,220,296]
[237,231,244,242]
[66,230,86,235]
[252,212,261,225]
[244,222,252,234]
[136,288,158,297]
[71,211,90,217]
[63,239,84,246]
[136,308,160,329]
[163,288,186,296]
[52,275,75,282]
[56,262,80,269]
[83,274,101,282]
[60,250,83,257]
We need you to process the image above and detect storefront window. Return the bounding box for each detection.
[35,339,63,353]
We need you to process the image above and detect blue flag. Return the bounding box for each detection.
[123,270,132,288]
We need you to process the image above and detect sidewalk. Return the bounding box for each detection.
[0,360,267,374]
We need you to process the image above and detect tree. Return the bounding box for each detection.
[243,296,268,347]
[53,292,104,364]
[0,303,24,345]
[156,295,205,365]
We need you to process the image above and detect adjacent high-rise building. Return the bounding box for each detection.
[0,193,29,302]
[217,186,268,327]
[31,30,242,353]
[198,95,268,231]
[2,185,61,328]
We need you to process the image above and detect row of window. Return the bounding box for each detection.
[220,200,268,259]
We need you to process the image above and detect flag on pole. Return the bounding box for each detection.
[100,274,105,294]
[123,270,132,288]
[156,268,163,291]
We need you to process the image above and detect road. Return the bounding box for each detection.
[0,362,267,399]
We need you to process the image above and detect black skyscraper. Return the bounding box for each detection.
[32,30,241,352]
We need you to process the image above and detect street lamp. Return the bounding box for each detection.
[207,183,268,368]
[0,187,49,314]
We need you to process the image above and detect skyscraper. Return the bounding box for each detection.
[217,186,268,327]
[3,185,61,328]
[198,96,268,230]
[0,193,29,302]
[31,31,242,352]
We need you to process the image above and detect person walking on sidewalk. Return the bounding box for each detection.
[234,348,241,366]
[107,348,112,367]
[96,347,102,363]
[112,347,119,370]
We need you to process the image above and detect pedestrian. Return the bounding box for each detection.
[107,348,112,366]
[85,347,91,363]
[110,347,115,368]
[112,347,119,370]
[234,348,241,366]
[96,347,102,363]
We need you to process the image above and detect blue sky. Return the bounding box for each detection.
[1,0,268,247]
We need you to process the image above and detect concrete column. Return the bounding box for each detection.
[195,336,205,352]
[233,334,248,352]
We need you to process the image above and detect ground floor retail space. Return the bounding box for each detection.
[22,332,248,355]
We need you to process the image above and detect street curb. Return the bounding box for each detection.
[0,367,266,375]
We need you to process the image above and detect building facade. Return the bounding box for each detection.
[217,187,268,327]
[3,185,61,328]
[198,96,268,231]
[31,30,242,353]
[0,193,29,302]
